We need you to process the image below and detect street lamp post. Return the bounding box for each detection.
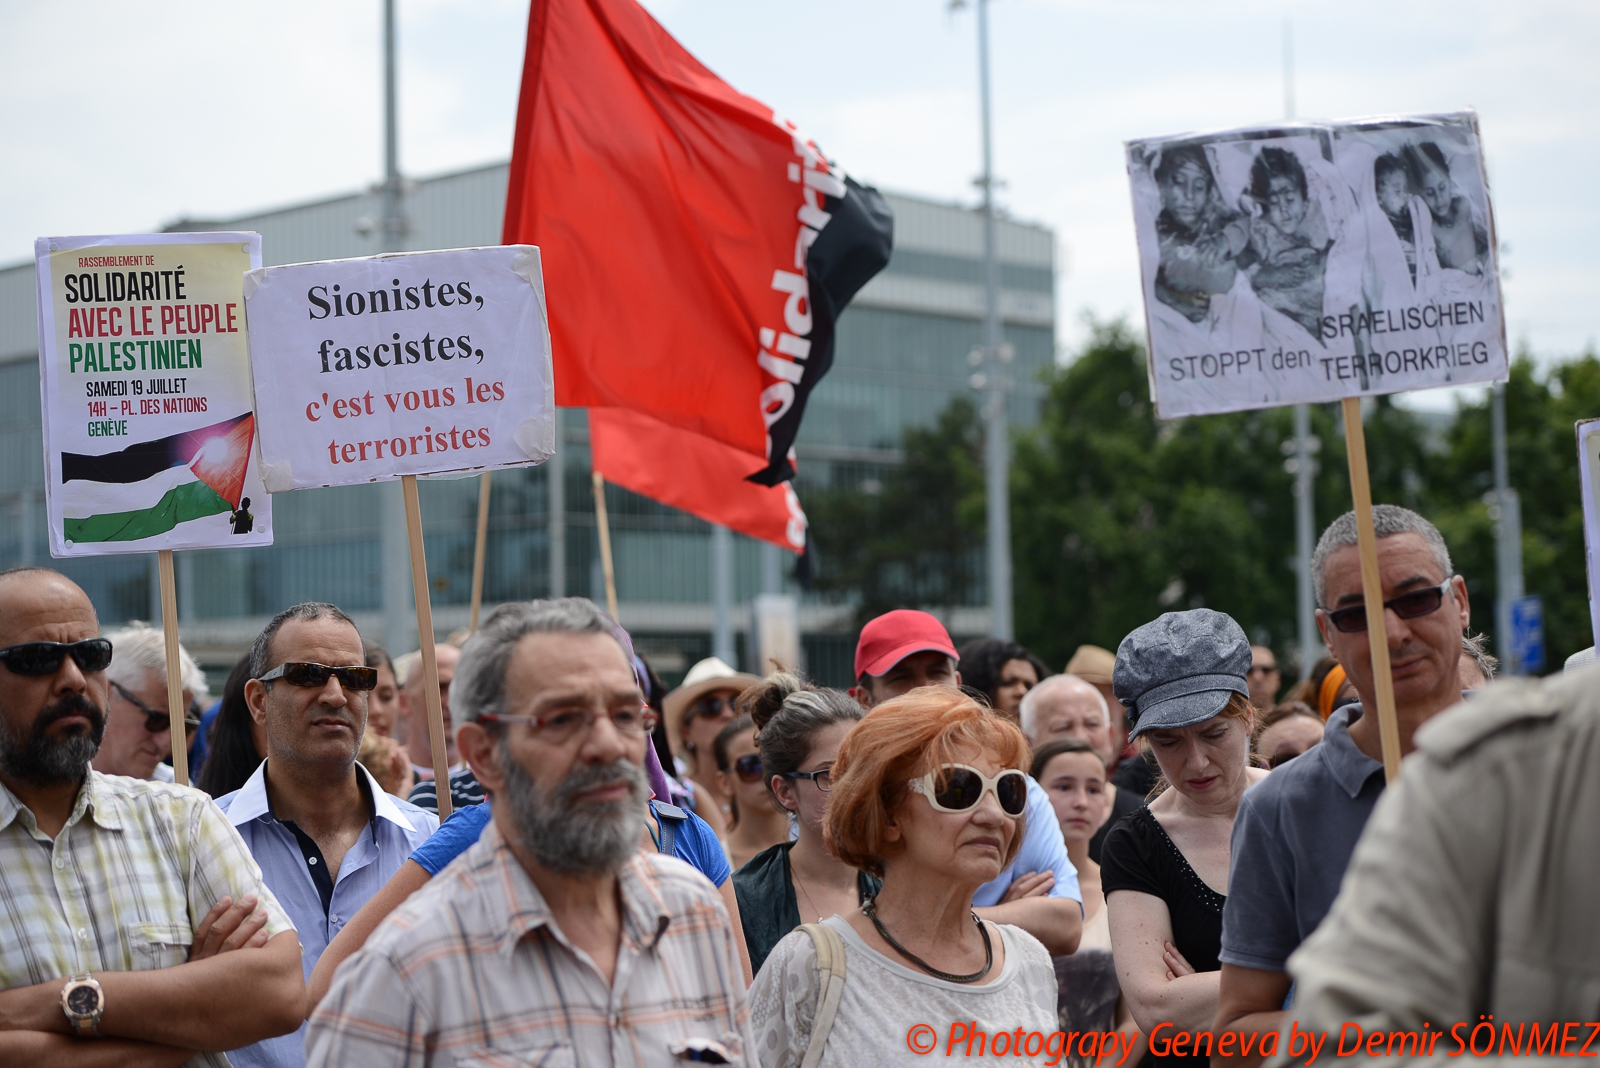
[968,0,1013,640]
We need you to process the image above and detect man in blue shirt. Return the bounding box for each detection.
[1215,506,1471,1064]
[850,609,1083,956]
[216,602,437,1068]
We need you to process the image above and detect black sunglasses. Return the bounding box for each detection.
[258,662,378,691]
[0,639,113,677]
[730,754,764,783]
[1322,578,1455,634]
[689,694,736,720]
[112,681,202,734]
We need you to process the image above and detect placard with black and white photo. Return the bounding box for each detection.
[1126,110,1506,418]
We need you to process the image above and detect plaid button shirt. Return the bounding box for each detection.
[307,820,755,1067]
[0,770,296,1068]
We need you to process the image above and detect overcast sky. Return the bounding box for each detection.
[5,0,1597,409]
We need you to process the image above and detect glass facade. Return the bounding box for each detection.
[0,167,1054,688]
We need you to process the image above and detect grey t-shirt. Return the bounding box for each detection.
[1219,704,1384,972]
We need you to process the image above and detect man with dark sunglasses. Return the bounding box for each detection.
[90,621,205,783]
[1216,505,1470,1064]
[0,567,306,1064]
[216,602,437,1068]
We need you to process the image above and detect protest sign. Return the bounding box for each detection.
[1127,111,1505,419]
[34,232,271,556]
[244,244,555,817]
[1578,419,1600,652]
[243,245,555,490]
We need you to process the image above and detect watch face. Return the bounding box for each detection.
[66,984,99,1015]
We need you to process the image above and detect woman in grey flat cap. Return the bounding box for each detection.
[1098,609,1266,1066]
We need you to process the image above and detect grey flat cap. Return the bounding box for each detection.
[1114,609,1251,737]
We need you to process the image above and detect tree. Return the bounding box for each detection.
[1430,349,1600,668]
[1011,317,1439,673]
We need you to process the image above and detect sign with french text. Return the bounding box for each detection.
[243,246,555,490]
[35,232,272,556]
[1126,111,1507,417]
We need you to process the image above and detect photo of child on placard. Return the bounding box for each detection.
[1126,111,1506,418]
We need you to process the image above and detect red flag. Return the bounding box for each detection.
[589,408,807,553]
[503,0,892,485]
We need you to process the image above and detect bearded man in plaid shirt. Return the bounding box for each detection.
[308,598,754,1067]
[0,567,305,1066]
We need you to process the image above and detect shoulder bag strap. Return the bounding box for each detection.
[797,922,847,1068]
[650,800,686,857]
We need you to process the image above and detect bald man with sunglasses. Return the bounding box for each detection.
[1213,506,1471,1065]
[0,567,305,1066]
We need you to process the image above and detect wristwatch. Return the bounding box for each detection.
[60,972,104,1038]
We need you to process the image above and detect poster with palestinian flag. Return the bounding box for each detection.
[35,232,272,556]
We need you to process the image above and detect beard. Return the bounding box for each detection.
[0,693,104,787]
[499,746,647,876]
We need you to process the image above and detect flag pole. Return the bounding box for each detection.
[468,472,492,632]
[401,474,453,820]
[156,550,189,786]
[592,471,619,620]
[1339,398,1402,782]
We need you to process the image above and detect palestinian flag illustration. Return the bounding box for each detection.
[60,414,255,543]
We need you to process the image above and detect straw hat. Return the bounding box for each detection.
[662,657,762,758]
[1064,644,1116,686]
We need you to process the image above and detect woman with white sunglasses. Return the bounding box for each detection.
[748,687,1057,1067]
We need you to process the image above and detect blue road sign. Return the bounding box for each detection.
[1511,595,1545,675]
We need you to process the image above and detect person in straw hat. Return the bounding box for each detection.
[664,657,760,840]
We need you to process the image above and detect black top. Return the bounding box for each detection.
[1110,751,1158,800]
[1100,805,1225,1068]
[732,841,880,978]
[1089,781,1145,865]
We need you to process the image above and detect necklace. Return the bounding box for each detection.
[863,897,992,984]
[793,863,832,920]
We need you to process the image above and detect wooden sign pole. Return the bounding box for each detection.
[468,472,492,633]
[156,550,189,786]
[591,471,619,620]
[401,474,454,820]
[1340,397,1403,782]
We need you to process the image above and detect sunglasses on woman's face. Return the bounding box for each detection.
[731,754,764,783]
[909,763,1028,818]
[689,695,736,721]
[1321,578,1455,634]
[0,639,113,677]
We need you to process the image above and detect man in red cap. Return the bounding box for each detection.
[849,610,1083,955]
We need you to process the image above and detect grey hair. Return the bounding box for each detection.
[1311,505,1453,608]
[450,598,628,725]
[1462,632,1497,682]
[103,620,208,704]
[1018,673,1107,741]
[249,602,360,681]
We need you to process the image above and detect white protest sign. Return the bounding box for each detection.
[244,246,555,489]
[35,233,273,557]
[1127,111,1507,418]
[1578,419,1600,652]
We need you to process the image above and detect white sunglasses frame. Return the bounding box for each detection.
[908,763,1028,819]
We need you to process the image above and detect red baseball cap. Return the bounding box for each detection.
[853,610,959,680]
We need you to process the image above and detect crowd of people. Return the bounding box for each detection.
[0,501,1594,1066]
